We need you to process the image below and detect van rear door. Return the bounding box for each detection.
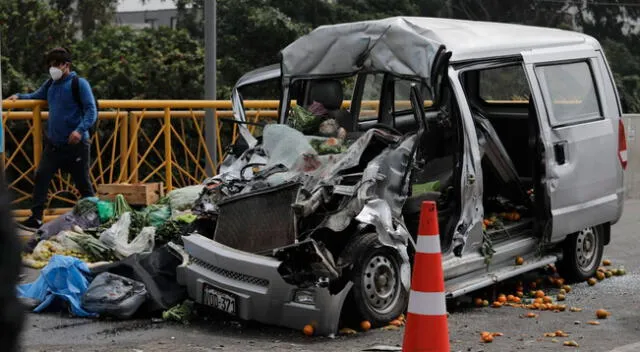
[522,45,622,243]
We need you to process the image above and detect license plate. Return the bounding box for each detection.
[202,284,237,315]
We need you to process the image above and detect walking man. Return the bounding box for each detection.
[8,47,97,230]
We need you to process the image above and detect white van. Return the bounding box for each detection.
[179,17,627,335]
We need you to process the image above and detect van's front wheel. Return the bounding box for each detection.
[342,233,408,327]
[558,225,604,282]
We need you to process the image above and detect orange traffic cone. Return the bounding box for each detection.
[402,201,449,352]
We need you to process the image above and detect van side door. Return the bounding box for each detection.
[522,44,624,243]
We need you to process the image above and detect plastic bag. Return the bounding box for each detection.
[17,255,97,317]
[99,212,155,259]
[32,240,66,261]
[81,272,147,319]
[54,230,86,253]
[96,200,115,223]
[144,204,171,227]
[167,185,204,211]
[34,209,101,244]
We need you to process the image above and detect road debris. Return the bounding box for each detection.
[563,340,579,347]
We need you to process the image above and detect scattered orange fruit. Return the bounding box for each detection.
[587,278,597,286]
[492,332,504,337]
[474,298,484,307]
[483,300,489,307]
[562,285,572,293]
[543,296,553,303]
[498,295,507,303]
[596,271,606,281]
[605,271,613,278]
[564,341,579,347]
[389,319,403,326]
[596,309,610,319]
[603,259,612,266]
[492,301,503,308]
[557,304,567,311]
[507,294,515,302]
[557,294,566,301]
[516,291,524,298]
[535,290,545,298]
[555,330,569,337]
[587,320,600,325]
[526,312,538,318]
[559,289,567,295]
[481,334,494,343]
[555,278,565,287]
[570,307,583,312]
[515,256,524,265]
[303,324,314,336]
[360,321,371,331]
[513,297,521,303]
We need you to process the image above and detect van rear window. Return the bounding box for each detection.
[535,61,602,126]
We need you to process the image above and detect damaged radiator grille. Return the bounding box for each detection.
[191,257,270,287]
[213,182,300,254]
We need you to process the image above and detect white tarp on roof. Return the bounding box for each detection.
[280,17,444,82]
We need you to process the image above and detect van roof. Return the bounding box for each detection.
[280,17,599,82]
[403,17,598,62]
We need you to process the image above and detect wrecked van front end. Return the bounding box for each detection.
[180,124,420,334]
[179,16,457,334]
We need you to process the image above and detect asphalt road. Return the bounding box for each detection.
[19,200,640,352]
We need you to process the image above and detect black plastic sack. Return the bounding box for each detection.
[91,245,186,313]
[81,272,147,319]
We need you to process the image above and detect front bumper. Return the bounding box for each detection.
[178,234,351,336]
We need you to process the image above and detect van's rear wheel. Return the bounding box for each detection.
[342,233,408,327]
[558,225,604,282]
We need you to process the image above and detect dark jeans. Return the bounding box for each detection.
[31,141,94,219]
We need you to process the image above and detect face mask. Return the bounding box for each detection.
[49,66,64,81]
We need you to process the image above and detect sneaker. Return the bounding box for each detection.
[17,216,43,231]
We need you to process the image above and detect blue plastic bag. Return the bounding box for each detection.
[17,255,97,317]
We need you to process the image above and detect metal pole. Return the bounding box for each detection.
[204,0,218,176]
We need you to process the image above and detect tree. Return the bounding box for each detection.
[51,0,120,38]
[0,0,75,95]
[71,26,205,99]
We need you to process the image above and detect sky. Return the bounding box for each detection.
[117,0,176,12]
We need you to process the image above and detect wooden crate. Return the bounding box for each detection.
[96,182,165,206]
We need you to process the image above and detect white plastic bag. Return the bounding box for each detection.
[54,231,86,253]
[99,212,155,259]
[167,185,205,211]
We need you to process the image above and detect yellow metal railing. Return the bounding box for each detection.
[3,98,541,216]
[2,100,282,215]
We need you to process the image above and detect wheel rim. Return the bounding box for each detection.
[576,227,599,272]
[363,254,401,314]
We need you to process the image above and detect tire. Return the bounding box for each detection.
[342,233,408,327]
[558,225,604,283]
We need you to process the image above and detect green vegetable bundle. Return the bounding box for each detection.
[66,232,116,262]
[114,194,132,218]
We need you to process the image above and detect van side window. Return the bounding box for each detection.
[535,61,602,126]
[479,65,530,103]
[394,78,432,113]
[360,74,384,120]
